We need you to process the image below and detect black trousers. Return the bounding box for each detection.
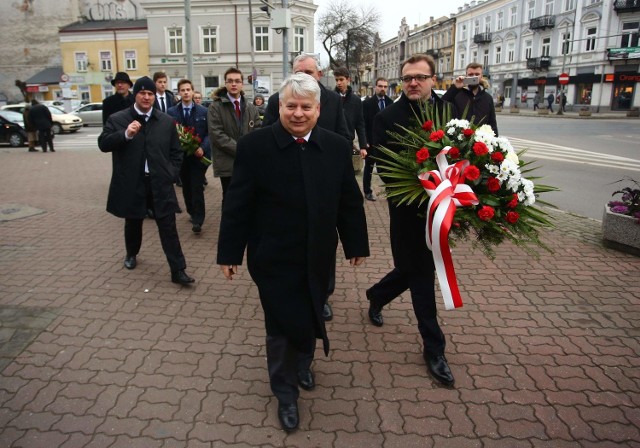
[362,151,376,195]
[124,177,186,273]
[266,335,315,404]
[219,176,232,204]
[38,129,54,152]
[180,158,207,226]
[367,267,445,358]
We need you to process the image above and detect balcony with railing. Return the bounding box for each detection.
[473,32,493,44]
[526,56,552,70]
[614,0,640,13]
[530,15,555,30]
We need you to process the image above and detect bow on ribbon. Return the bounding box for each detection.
[418,147,479,309]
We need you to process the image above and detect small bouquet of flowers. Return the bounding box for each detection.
[176,122,211,166]
[376,102,557,309]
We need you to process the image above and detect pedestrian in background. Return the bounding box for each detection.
[547,93,554,112]
[23,100,38,152]
[253,94,266,120]
[193,91,203,105]
[533,93,541,111]
[102,72,134,125]
[217,73,369,432]
[333,66,368,157]
[98,76,195,286]
[28,100,54,153]
[153,72,175,113]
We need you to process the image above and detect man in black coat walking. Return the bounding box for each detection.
[98,76,195,286]
[367,54,456,388]
[102,72,135,125]
[333,66,368,155]
[217,73,369,432]
[442,62,498,135]
[362,77,393,201]
[28,100,54,152]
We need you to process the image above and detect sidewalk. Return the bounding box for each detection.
[1,148,639,447]
[496,107,636,119]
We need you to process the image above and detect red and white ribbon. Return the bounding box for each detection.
[418,147,479,309]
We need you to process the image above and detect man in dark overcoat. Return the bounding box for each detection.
[102,71,134,125]
[217,73,369,432]
[98,76,195,285]
[367,54,456,388]
[362,77,393,201]
[28,100,54,152]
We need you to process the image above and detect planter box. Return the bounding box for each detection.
[509,107,520,114]
[579,110,592,117]
[537,109,549,115]
[602,205,640,256]
[627,108,639,117]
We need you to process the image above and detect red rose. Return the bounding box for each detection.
[478,205,495,221]
[486,177,501,193]
[507,194,519,209]
[505,211,520,224]
[463,128,474,138]
[416,147,430,164]
[422,120,433,131]
[473,142,489,156]
[464,165,480,181]
[448,147,460,159]
[490,152,504,163]
[429,130,445,142]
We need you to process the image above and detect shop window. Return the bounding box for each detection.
[612,83,634,110]
[576,83,592,104]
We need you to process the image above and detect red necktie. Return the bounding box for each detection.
[234,100,241,120]
[295,138,306,144]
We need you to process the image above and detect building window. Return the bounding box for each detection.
[621,22,639,48]
[510,6,518,27]
[545,0,554,15]
[461,24,467,40]
[483,49,489,67]
[542,37,551,56]
[79,86,90,102]
[585,27,597,51]
[204,75,220,98]
[561,31,572,54]
[124,50,137,70]
[255,26,269,52]
[564,0,576,10]
[100,51,112,71]
[495,45,502,64]
[474,19,480,35]
[497,12,504,31]
[202,27,218,53]
[527,1,535,20]
[460,52,465,68]
[294,27,305,52]
[507,41,515,62]
[524,39,532,59]
[485,16,491,33]
[168,27,184,54]
[75,52,88,72]
[472,50,478,62]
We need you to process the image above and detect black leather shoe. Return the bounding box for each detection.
[297,369,315,391]
[365,193,376,201]
[322,303,333,321]
[424,354,455,387]
[124,255,137,270]
[192,223,201,234]
[171,269,195,285]
[366,290,383,327]
[277,401,299,432]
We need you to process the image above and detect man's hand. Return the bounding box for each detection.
[221,265,237,280]
[349,257,366,267]
[453,75,465,89]
[195,147,204,158]
[359,148,368,159]
[126,120,143,139]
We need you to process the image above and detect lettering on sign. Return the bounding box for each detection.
[86,0,143,21]
[619,74,640,82]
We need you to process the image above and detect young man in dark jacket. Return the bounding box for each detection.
[333,66,368,156]
[442,62,498,135]
[168,79,211,234]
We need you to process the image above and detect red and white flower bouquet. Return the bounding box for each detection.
[176,122,211,166]
[376,103,557,309]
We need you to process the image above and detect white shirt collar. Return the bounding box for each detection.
[292,130,312,142]
[133,104,151,118]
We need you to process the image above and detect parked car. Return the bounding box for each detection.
[255,86,269,94]
[0,114,27,147]
[0,110,26,129]
[1,104,83,134]
[72,102,103,126]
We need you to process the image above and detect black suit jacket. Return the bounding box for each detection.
[102,92,134,125]
[217,120,369,354]
[154,91,176,112]
[338,86,368,148]
[263,83,351,142]
[362,94,393,147]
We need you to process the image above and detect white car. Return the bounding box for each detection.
[72,103,103,126]
[1,104,83,134]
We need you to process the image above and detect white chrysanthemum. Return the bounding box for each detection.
[486,164,500,175]
[507,176,521,192]
[458,134,464,141]
[495,137,514,153]
[476,124,495,137]
[474,133,496,152]
[505,151,519,164]
[447,127,456,135]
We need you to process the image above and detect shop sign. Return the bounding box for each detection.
[604,73,640,83]
[607,47,640,60]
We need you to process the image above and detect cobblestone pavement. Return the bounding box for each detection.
[0,148,639,448]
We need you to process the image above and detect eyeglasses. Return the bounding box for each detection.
[400,74,432,83]
[225,79,243,85]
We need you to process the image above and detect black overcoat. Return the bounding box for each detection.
[362,94,393,147]
[28,104,53,131]
[98,106,183,219]
[217,121,369,355]
[373,93,454,274]
[102,92,134,125]
[441,86,499,135]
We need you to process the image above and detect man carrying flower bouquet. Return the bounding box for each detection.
[168,79,211,234]
[366,54,457,387]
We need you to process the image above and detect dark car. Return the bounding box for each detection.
[0,115,27,147]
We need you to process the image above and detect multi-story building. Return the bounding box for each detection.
[59,19,149,104]
[139,0,317,99]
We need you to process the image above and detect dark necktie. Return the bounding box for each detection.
[160,96,166,112]
[234,100,241,120]
[295,138,306,144]
[379,98,385,111]
[183,108,190,120]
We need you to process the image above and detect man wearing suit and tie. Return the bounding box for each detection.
[167,79,211,234]
[153,72,175,113]
[361,77,393,201]
[98,76,195,286]
[217,73,369,432]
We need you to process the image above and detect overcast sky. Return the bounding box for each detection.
[312,0,468,61]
